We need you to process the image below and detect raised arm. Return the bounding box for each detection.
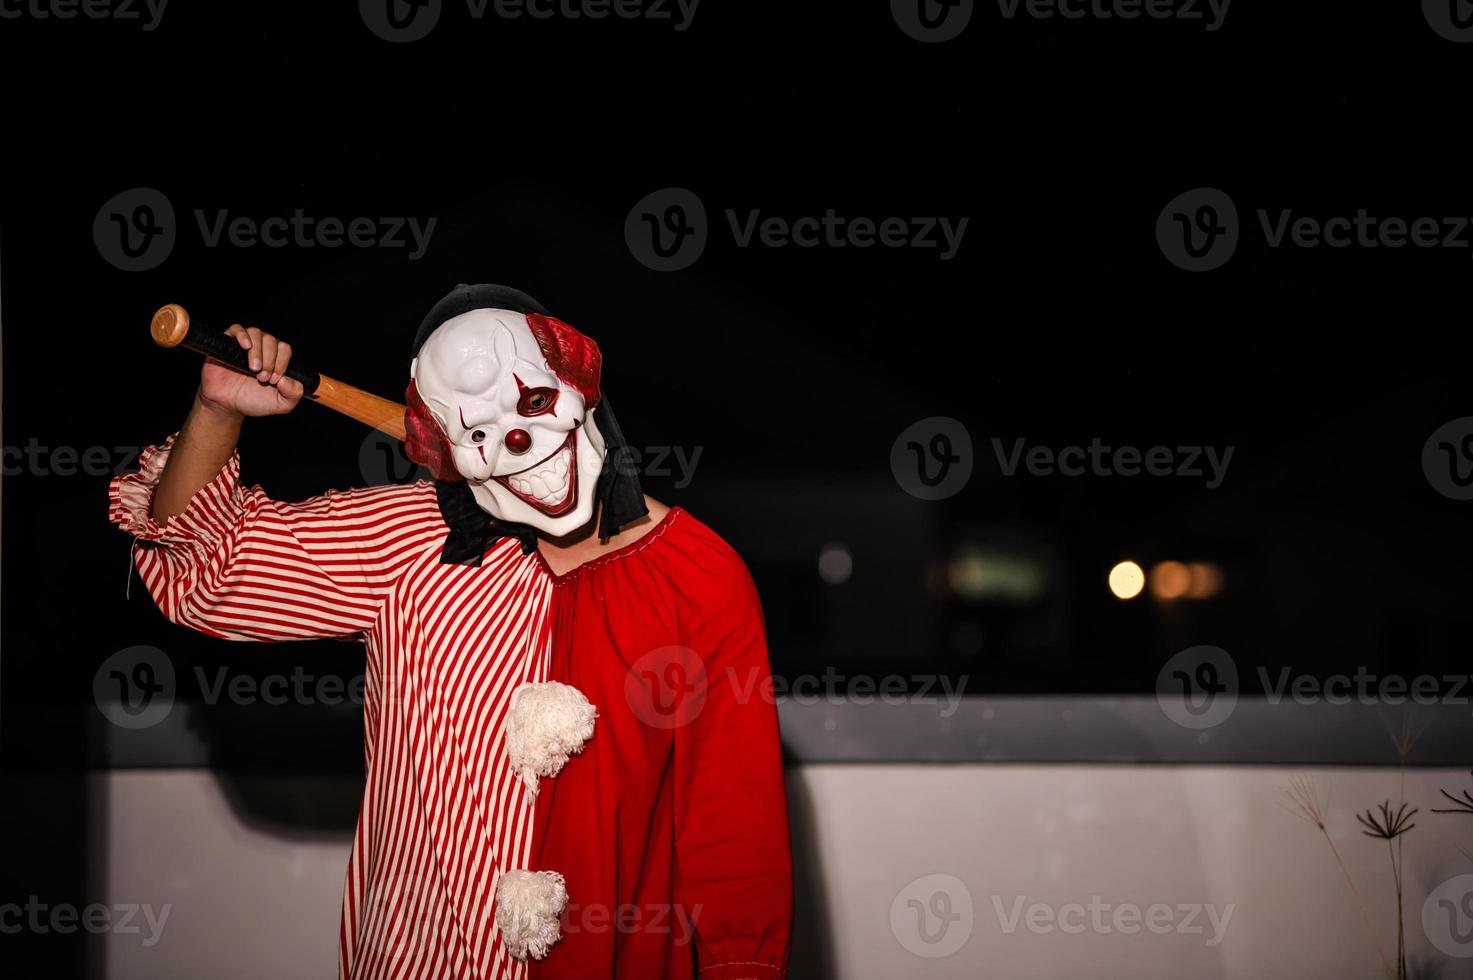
[154,324,301,520]
[113,324,444,643]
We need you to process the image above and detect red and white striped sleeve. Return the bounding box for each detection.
[108,432,444,642]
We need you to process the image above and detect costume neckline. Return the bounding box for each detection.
[532,506,684,585]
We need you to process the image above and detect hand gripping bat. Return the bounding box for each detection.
[150,303,407,442]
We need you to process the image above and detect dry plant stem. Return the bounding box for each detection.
[1319,826,1397,980]
[1284,777,1396,980]
[1388,841,1406,980]
[1397,771,1407,980]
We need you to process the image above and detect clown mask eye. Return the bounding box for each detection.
[517,387,559,417]
[470,429,487,444]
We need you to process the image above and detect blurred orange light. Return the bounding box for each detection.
[1108,561,1145,600]
[1187,562,1223,599]
[1150,561,1191,600]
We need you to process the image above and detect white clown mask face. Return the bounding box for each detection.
[411,308,606,537]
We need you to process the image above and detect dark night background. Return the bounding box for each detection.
[3,0,1473,973]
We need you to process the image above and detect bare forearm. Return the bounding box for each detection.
[151,390,244,520]
[151,323,303,521]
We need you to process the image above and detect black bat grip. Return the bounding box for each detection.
[180,323,322,395]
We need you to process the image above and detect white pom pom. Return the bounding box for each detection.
[505,681,597,797]
[495,868,568,961]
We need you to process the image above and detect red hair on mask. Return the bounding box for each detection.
[525,313,602,408]
[402,311,602,477]
[403,379,462,482]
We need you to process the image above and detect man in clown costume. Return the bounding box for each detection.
[109,284,793,979]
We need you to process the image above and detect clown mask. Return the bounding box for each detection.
[408,307,607,537]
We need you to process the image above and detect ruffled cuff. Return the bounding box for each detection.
[699,963,786,980]
[107,432,244,548]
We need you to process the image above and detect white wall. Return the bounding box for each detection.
[788,765,1473,980]
[89,771,349,979]
[91,766,1473,979]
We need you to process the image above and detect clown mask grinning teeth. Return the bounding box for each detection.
[408,306,607,537]
[497,430,578,514]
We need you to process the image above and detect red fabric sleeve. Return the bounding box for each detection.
[673,553,793,979]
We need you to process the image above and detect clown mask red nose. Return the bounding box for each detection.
[408,307,607,537]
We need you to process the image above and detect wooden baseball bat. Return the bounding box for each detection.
[150,303,407,442]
